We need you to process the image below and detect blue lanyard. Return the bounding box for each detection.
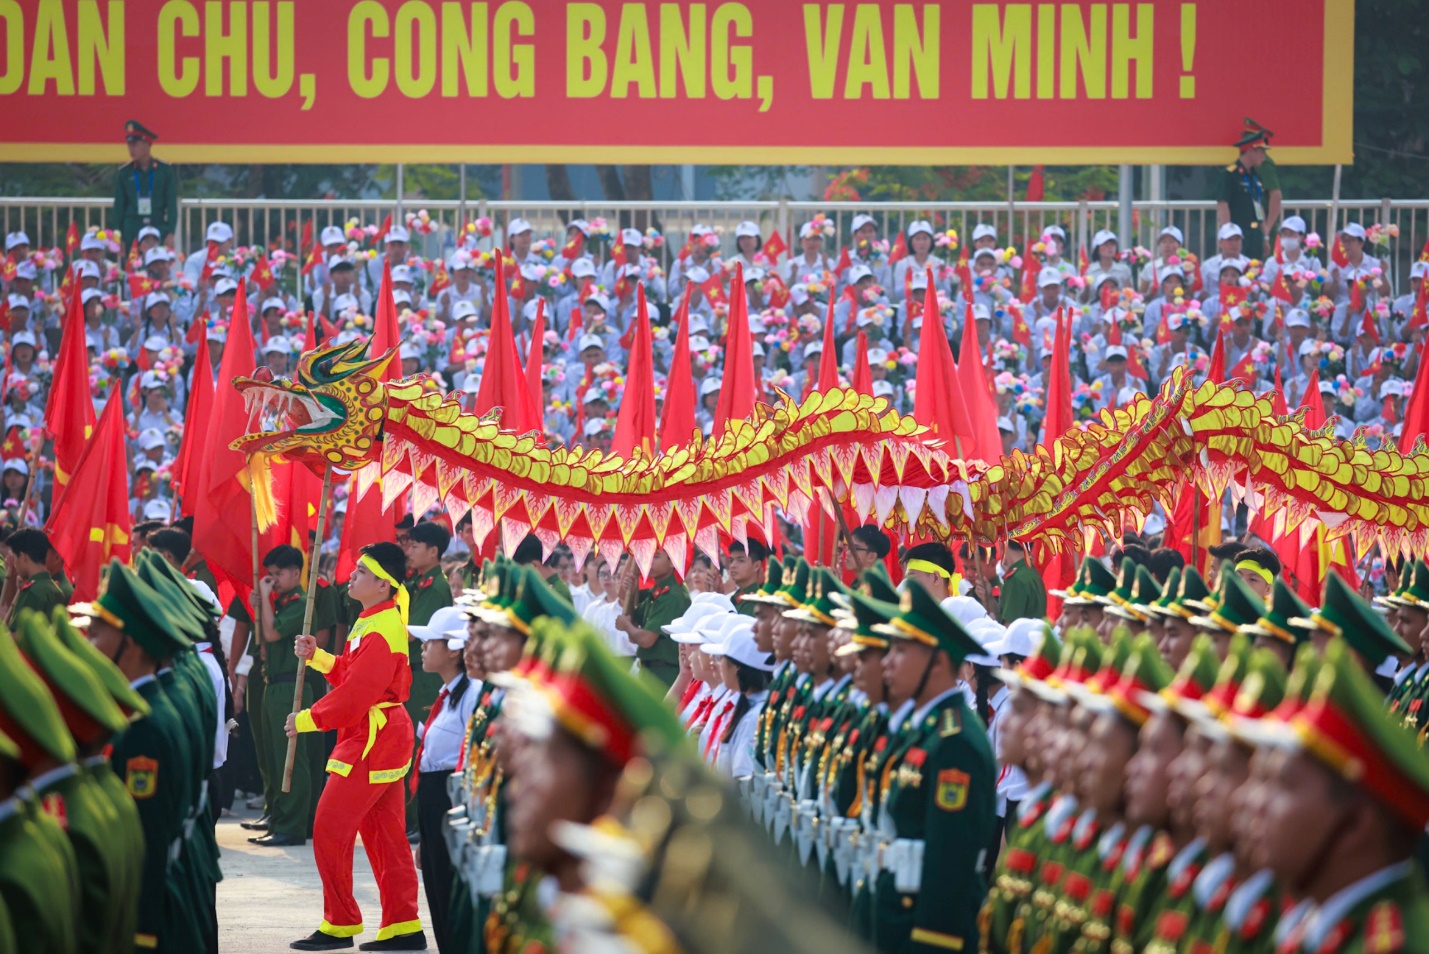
[134,164,154,197]
[1238,165,1262,204]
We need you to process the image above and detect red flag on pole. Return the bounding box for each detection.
[712,264,760,439]
[835,245,852,274]
[524,298,546,423]
[851,332,873,395]
[956,243,975,305]
[1207,330,1227,383]
[612,285,658,457]
[249,254,275,291]
[559,230,586,263]
[814,294,840,395]
[1270,366,1290,418]
[301,241,324,277]
[1330,233,1349,268]
[173,357,216,516]
[912,270,978,457]
[1299,368,1326,430]
[956,301,1004,462]
[44,283,97,494]
[888,231,908,265]
[1043,307,1074,445]
[1398,349,1429,451]
[474,256,540,433]
[1025,166,1045,202]
[660,285,697,448]
[762,229,788,263]
[374,213,393,246]
[46,391,131,602]
[299,220,313,256]
[1018,250,1038,304]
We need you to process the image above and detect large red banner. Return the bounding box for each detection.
[0,0,1352,164]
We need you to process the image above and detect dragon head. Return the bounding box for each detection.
[231,338,395,469]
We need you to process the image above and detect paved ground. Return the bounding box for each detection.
[216,805,432,953]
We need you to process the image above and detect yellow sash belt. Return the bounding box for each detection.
[364,701,400,759]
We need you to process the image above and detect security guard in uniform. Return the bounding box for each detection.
[113,120,179,243]
[618,548,691,688]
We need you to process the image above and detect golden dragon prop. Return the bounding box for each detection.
[233,339,1429,577]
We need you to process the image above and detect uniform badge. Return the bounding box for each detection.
[40,792,68,830]
[934,768,969,811]
[1364,901,1404,954]
[126,756,159,799]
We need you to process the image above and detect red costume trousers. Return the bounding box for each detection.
[314,771,420,939]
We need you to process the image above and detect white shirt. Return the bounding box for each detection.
[582,594,637,657]
[988,686,1029,807]
[716,690,768,779]
[194,642,229,769]
[418,673,480,773]
[680,681,712,725]
[695,686,734,756]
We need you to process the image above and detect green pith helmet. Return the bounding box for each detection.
[53,607,150,717]
[134,551,209,643]
[873,579,983,664]
[1095,558,1140,611]
[1064,558,1118,606]
[1386,559,1429,610]
[742,558,787,604]
[834,590,898,657]
[1149,567,1183,616]
[92,559,194,658]
[1291,572,1412,666]
[787,567,845,626]
[777,560,813,614]
[505,566,579,634]
[1190,571,1266,636]
[13,610,129,741]
[1162,566,1212,621]
[0,625,76,765]
[1095,633,1175,725]
[1239,578,1314,647]
[1145,634,1222,718]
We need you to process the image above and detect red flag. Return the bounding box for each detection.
[912,270,978,456]
[44,284,97,492]
[1025,166,1045,202]
[956,300,1004,462]
[1270,268,1293,304]
[1078,245,1089,279]
[428,260,453,299]
[1330,233,1349,268]
[319,315,341,342]
[1399,349,1429,451]
[1099,281,1118,312]
[1010,301,1031,348]
[299,220,313,256]
[1219,282,1248,320]
[1383,393,1399,425]
[301,240,324,277]
[675,234,695,263]
[612,241,627,269]
[524,298,546,422]
[127,274,158,299]
[612,286,658,457]
[305,310,320,352]
[956,243,975,305]
[335,266,402,581]
[191,279,262,593]
[1043,307,1074,445]
[1229,351,1257,384]
[835,245,852,274]
[374,212,393,245]
[712,263,759,439]
[762,229,789,263]
[888,231,908,265]
[1420,236,1429,262]
[1270,366,1290,417]
[0,427,22,461]
[1019,250,1038,304]
[64,223,80,257]
[560,230,586,263]
[763,271,791,309]
[813,295,840,396]
[1207,330,1227,383]
[0,257,14,285]
[1299,369,1326,430]
[187,309,208,345]
[1359,308,1381,345]
[699,272,728,310]
[173,356,216,516]
[127,239,142,272]
[851,332,873,395]
[474,257,541,433]
[660,285,698,447]
[1349,278,1365,318]
[566,281,589,344]
[1409,281,1429,331]
[1164,482,1217,577]
[249,254,274,291]
[45,392,131,602]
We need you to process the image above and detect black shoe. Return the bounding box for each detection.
[240,815,270,831]
[250,831,307,847]
[290,931,355,951]
[358,931,427,951]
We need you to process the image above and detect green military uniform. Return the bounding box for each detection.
[630,573,690,688]
[999,560,1047,624]
[7,570,64,629]
[187,559,219,595]
[262,585,315,840]
[113,148,179,242]
[541,569,573,606]
[734,579,762,616]
[407,564,454,722]
[52,570,74,603]
[0,784,77,954]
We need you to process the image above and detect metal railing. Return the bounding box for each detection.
[4,197,1426,285]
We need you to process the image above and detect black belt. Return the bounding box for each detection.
[266,672,298,684]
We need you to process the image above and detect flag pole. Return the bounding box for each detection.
[283,462,334,793]
[17,428,44,527]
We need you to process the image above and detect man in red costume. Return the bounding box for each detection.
[285,542,426,951]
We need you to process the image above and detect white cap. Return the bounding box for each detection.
[507,217,533,236]
[687,314,710,335]
[578,333,605,352]
[973,304,991,322]
[385,225,411,243]
[4,231,29,251]
[392,290,413,307]
[333,293,359,312]
[1382,378,1406,397]
[1158,225,1185,244]
[1411,261,1429,280]
[142,246,173,267]
[142,334,167,351]
[973,247,997,261]
[14,262,35,280]
[261,296,285,313]
[850,214,876,233]
[584,294,610,314]
[664,602,730,640]
[848,264,872,283]
[9,331,36,348]
[142,499,172,522]
[743,266,765,282]
[684,265,710,284]
[803,339,823,356]
[906,220,934,239]
[320,225,345,246]
[566,219,590,236]
[205,222,234,243]
[1159,265,1185,279]
[141,371,169,391]
[909,271,929,291]
[136,226,161,242]
[1091,229,1118,249]
[1297,339,1323,357]
[263,338,294,355]
[751,342,766,357]
[1341,222,1367,240]
[1217,223,1244,241]
[1,459,25,476]
[620,263,643,279]
[1281,215,1307,234]
[132,457,157,473]
[213,278,239,296]
[867,347,889,365]
[700,619,772,671]
[1037,269,1063,289]
[139,428,167,450]
[873,380,895,398]
[1286,309,1311,329]
[76,260,100,280]
[994,618,1044,659]
[940,595,989,627]
[583,387,606,405]
[398,341,422,361]
[144,292,171,312]
[570,258,597,279]
[1042,224,1067,241]
[621,227,643,246]
[687,334,711,352]
[1319,380,1336,394]
[790,285,810,306]
[996,415,1015,432]
[798,221,823,239]
[582,418,607,438]
[390,264,414,284]
[735,220,760,239]
[80,233,106,251]
[699,377,722,397]
[327,253,354,271]
[5,294,29,312]
[451,300,478,321]
[972,223,998,242]
[1105,345,1129,360]
[410,606,470,643]
[81,288,105,305]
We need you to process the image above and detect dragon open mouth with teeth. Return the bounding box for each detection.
[232,338,1429,575]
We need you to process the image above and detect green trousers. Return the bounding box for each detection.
[247,670,269,811]
[262,678,314,839]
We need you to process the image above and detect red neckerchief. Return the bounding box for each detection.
[678,679,706,713]
[704,699,736,759]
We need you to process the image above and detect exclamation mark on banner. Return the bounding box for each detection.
[1180,5,1197,98]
